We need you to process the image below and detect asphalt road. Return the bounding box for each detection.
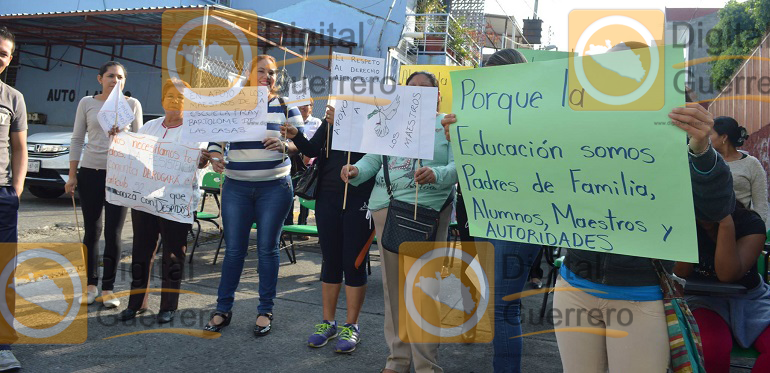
[9,188,756,372]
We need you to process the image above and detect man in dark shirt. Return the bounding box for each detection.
[0,25,27,372]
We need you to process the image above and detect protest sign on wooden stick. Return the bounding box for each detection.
[331,82,438,160]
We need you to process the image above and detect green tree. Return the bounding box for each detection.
[708,0,770,89]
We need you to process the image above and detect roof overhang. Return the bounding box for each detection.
[0,5,355,70]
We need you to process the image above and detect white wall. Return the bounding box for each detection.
[16,45,162,128]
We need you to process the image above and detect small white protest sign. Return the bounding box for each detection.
[287,79,312,107]
[329,52,386,105]
[181,86,269,142]
[332,82,438,160]
[97,84,135,135]
[105,132,200,224]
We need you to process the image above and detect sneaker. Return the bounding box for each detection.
[335,324,360,353]
[0,350,21,371]
[307,321,337,347]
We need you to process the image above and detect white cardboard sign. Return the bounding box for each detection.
[97,84,135,134]
[105,132,201,223]
[332,82,438,160]
[181,86,269,142]
[287,79,312,107]
[330,52,387,105]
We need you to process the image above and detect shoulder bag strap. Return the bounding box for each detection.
[653,259,677,300]
[276,97,289,119]
[382,155,394,199]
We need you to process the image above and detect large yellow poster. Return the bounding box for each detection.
[399,65,472,114]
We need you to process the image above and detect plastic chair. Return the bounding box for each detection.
[188,172,223,263]
[729,250,769,370]
[685,250,768,370]
[213,221,296,266]
[280,197,319,264]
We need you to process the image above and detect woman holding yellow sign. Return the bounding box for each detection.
[205,55,304,337]
[342,71,457,373]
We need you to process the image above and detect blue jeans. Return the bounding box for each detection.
[484,238,541,373]
[216,176,293,314]
[0,186,17,349]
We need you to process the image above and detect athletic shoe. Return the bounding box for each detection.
[307,321,338,347]
[335,323,360,353]
[0,350,21,371]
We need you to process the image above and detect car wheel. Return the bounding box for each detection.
[28,185,65,199]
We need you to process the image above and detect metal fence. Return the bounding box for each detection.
[405,13,483,67]
[708,32,770,197]
[707,32,770,135]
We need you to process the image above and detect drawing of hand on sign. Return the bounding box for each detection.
[333,82,437,160]
[368,95,400,138]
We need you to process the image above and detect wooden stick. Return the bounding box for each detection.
[342,151,351,209]
[71,194,82,243]
[112,84,120,134]
[414,159,422,220]
[326,110,331,158]
[414,183,419,220]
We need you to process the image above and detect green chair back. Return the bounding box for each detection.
[759,251,768,285]
[201,172,224,189]
[731,344,760,359]
[299,197,316,210]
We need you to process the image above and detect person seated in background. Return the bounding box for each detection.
[675,201,770,373]
[711,116,769,225]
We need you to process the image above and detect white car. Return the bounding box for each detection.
[25,114,162,199]
[25,131,76,198]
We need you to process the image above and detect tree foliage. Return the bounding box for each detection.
[708,0,770,89]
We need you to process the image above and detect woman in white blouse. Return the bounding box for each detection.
[711,116,769,225]
[65,61,143,308]
[118,79,210,324]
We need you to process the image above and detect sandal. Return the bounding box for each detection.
[253,313,273,337]
[203,311,232,333]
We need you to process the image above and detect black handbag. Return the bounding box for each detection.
[277,96,318,199]
[294,161,320,200]
[380,156,453,257]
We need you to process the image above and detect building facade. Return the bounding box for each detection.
[1,0,421,127]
